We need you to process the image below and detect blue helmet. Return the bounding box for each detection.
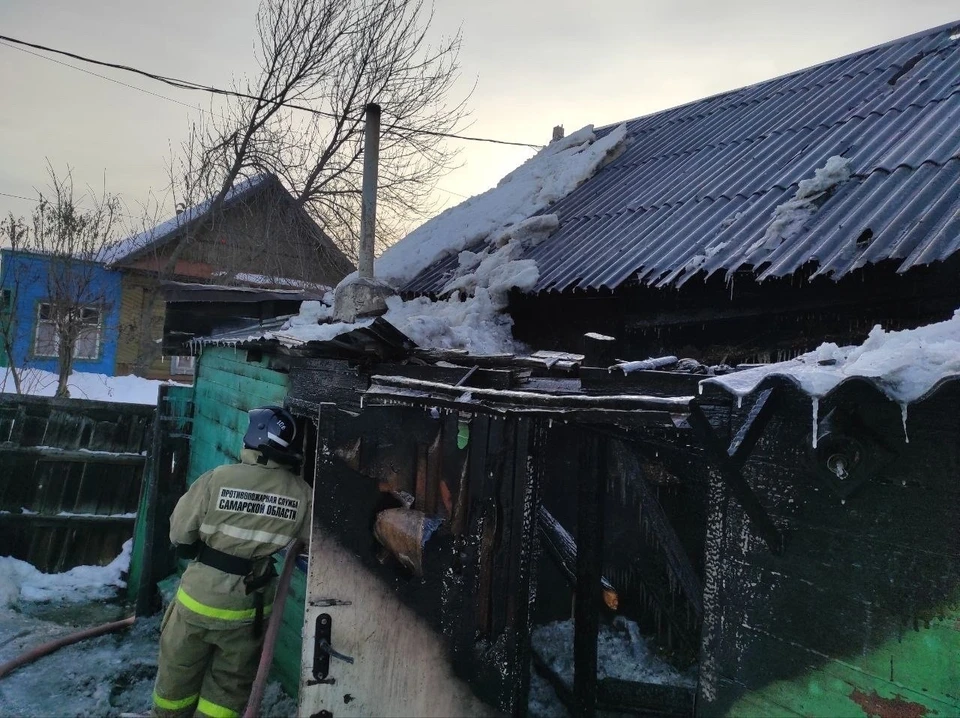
[244,406,298,457]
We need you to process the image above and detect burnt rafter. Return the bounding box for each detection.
[612,441,704,617]
[689,388,785,554]
[537,506,619,610]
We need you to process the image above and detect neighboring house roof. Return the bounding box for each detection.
[101,174,353,277]
[408,21,960,295]
[101,174,273,265]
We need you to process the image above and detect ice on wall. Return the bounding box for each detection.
[355,123,628,289]
[707,309,960,404]
[0,540,131,608]
[753,155,852,252]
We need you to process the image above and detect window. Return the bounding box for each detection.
[34,303,102,360]
[170,355,196,376]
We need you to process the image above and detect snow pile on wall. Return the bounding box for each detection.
[707,309,960,404]
[368,124,628,289]
[753,155,852,251]
[0,540,131,608]
[0,369,171,404]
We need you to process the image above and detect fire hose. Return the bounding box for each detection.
[0,616,136,679]
[244,539,305,718]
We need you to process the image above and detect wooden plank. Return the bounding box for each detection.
[508,417,536,718]
[370,375,693,411]
[611,440,704,617]
[0,444,146,465]
[596,677,695,716]
[689,400,784,554]
[574,431,607,717]
[0,513,136,526]
[580,367,703,398]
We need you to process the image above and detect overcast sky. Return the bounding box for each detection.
[1,0,957,238]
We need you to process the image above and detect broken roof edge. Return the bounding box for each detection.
[699,372,960,410]
[594,19,960,136]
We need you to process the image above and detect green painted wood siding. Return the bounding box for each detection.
[187,347,290,484]
[185,346,305,698]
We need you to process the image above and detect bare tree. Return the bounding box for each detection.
[119,0,464,372]
[1,166,120,397]
[179,0,466,264]
[0,215,29,393]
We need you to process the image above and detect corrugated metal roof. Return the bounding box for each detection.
[407,22,960,295]
[195,316,415,359]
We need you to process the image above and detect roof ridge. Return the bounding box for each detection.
[597,20,960,133]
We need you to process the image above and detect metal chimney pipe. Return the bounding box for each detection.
[359,103,381,279]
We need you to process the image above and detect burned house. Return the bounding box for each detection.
[148,299,959,716]
[136,24,960,715]
[404,21,960,364]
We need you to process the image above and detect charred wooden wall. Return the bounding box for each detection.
[509,257,960,365]
[533,418,712,670]
[0,394,154,571]
[696,379,960,717]
[295,400,542,714]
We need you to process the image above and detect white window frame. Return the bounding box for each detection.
[34,302,103,360]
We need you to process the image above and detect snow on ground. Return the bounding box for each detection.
[0,368,172,404]
[0,541,132,608]
[753,155,852,252]
[263,126,627,355]
[0,545,296,717]
[706,310,960,405]
[528,617,696,717]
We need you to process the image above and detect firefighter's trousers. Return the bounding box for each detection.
[151,601,262,718]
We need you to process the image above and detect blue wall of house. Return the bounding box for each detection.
[0,249,122,375]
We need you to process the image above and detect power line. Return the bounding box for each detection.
[0,191,36,203]
[0,34,545,150]
[0,41,203,114]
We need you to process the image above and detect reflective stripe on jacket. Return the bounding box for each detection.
[170,448,312,628]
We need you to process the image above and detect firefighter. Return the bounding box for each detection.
[151,406,312,718]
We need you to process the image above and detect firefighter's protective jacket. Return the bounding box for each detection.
[169,448,312,629]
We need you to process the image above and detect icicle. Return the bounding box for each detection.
[811,397,820,449]
[737,395,743,409]
[900,403,910,443]
[698,383,704,395]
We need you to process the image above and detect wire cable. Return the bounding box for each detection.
[0,40,203,113]
[0,34,544,149]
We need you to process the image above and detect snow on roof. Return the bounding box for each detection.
[210,126,627,354]
[364,123,628,289]
[212,271,330,292]
[234,125,627,354]
[101,174,272,265]
[704,310,960,406]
